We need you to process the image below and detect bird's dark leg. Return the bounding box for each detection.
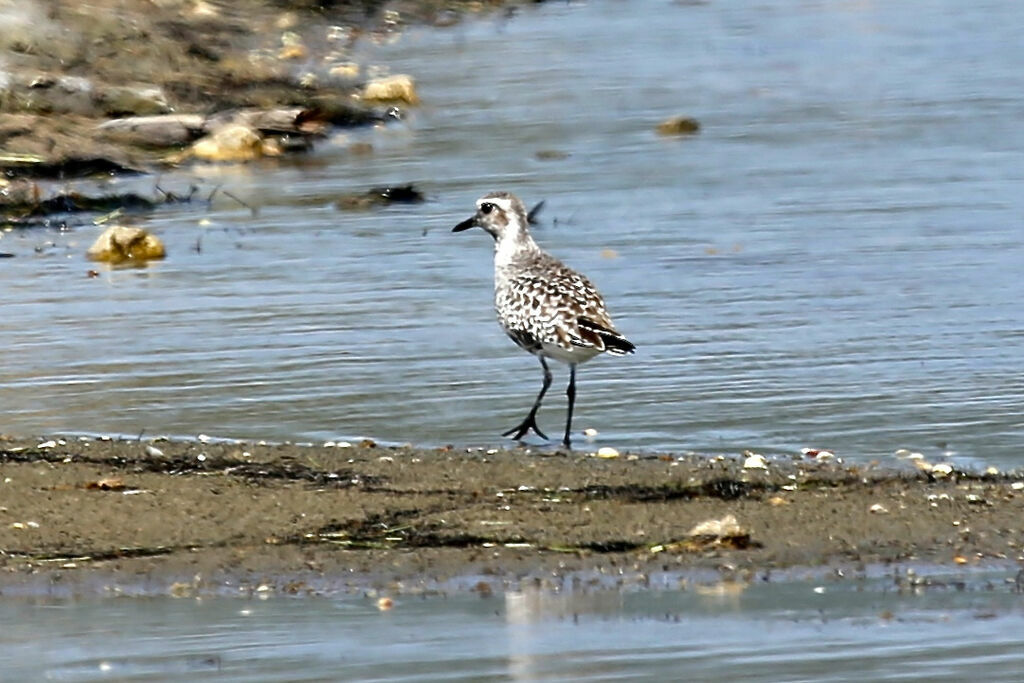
[503,357,551,441]
[563,364,577,449]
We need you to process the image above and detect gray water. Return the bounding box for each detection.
[1,0,1022,466]
[3,571,1024,681]
[3,1,1024,673]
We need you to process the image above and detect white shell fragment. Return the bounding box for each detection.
[742,453,767,470]
[869,503,889,514]
[687,514,744,538]
[931,463,954,477]
[596,447,620,459]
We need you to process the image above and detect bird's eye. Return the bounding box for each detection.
[480,202,494,215]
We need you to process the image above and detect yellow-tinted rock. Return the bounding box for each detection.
[189,124,280,162]
[86,225,165,264]
[656,116,701,136]
[361,74,419,105]
[278,44,307,60]
[329,62,360,79]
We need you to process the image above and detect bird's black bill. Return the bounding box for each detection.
[452,216,477,232]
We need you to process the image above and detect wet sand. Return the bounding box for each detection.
[2,435,1023,596]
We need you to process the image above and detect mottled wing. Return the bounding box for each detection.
[497,255,633,355]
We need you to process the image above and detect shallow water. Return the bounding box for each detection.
[3,570,1024,681]
[2,0,1023,467]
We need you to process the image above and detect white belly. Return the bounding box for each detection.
[537,341,600,365]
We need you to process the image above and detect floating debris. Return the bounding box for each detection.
[534,149,570,161]
[656,115,700,136]
[376,597,394,611]
[334,184,425,210]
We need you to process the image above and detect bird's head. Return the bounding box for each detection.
[452,192,529,241]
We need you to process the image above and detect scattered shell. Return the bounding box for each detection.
[582,428,599,438]
[687,514,744,538]
[869,503,889,514]
[931,463,954,478]
[656,115,700,136]
[84,477,125,491]
[742,453,767,470]
[377,597,394,611]
[197,434,211,444]
[1011,482,1024,491]
[767,496,789,506]
[361,74,419,105]
[985,466,1000,476]
[596,447,620,459]
[953,555,969,565]
[38,440,57,449]
[145,445,164,457]
[86,225,165,264]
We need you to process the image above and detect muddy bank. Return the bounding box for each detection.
[1,435,1023,596]
[0,0,520,185]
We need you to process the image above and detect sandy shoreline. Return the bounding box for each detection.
[2,434,1023,596]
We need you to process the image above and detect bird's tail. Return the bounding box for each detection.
[577,317,636,355]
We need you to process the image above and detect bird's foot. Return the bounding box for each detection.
[502,414,548,441]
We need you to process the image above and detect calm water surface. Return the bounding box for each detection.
[1,1,1022,465]
[3,572,1024,681]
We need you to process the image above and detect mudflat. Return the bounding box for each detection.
[2,435,1022,596]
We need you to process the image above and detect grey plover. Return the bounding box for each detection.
[453,192,634,448]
